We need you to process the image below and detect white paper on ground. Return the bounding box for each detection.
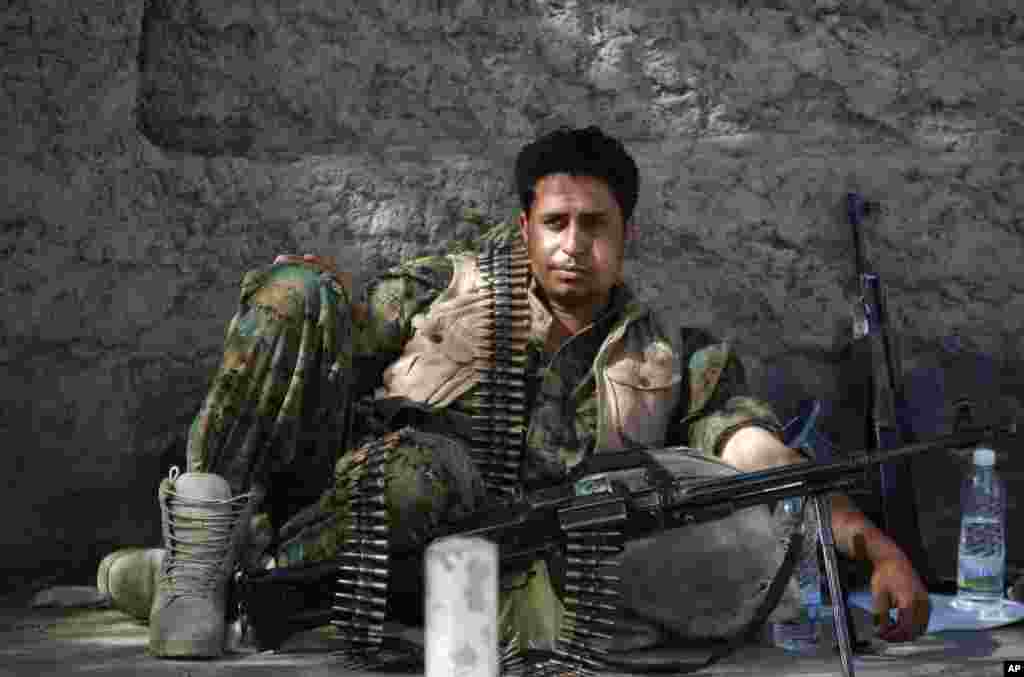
[848,590,1024,633]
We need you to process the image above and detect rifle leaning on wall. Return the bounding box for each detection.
[845,193,937,588]
[234,423,1015,677]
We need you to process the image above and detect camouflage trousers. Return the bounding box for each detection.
[187,261,563,649]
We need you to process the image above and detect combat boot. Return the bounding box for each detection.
[149,467,257,658]
[96,514,273,626]
[97,547,165,621]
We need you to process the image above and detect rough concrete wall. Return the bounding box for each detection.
[2,0,1022,587]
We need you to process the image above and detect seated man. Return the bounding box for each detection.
[101,126,929,659]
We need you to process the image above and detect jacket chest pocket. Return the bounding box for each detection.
[604,353,682,449]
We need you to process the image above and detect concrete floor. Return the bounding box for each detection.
[2,586,1022,677]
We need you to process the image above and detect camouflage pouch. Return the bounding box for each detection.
[612,448,802,641]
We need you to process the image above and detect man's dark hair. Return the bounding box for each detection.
[515,126,639,224]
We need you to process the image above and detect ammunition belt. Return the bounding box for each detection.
[472,240,624,677]
[329,240,531,663]
[503,529,626,677]
[471,239,531,501]
[556,529,626,677]
[330,431,398,659]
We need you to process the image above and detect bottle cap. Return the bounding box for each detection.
[973,447,995,466]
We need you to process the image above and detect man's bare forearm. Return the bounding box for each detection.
[720,426,910,566]
[828,493,908,564]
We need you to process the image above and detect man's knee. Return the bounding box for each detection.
[242,262,353,329]
[276,428,487,564]
[364,428,487,550]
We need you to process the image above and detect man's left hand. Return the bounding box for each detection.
[716,427,934,643]
[870,554,931,642]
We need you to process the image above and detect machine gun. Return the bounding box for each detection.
[234,423,1014,677]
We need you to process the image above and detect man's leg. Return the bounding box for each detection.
[277,426,487,562]
[274,426,490,631]
[276,427,565,653]
[149,261,356,657]
[188,262,355,502]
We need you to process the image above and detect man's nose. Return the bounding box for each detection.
[561,221,589,255]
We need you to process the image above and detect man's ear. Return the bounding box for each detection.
[518,211,529,242]
[624,220,638,242]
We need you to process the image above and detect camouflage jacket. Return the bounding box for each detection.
[350,239,783,490]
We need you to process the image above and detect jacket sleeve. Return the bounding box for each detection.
[349,218,520,394]
[666,327,784,457]
[348,254,455,396]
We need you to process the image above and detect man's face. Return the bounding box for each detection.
[519,173,633,314]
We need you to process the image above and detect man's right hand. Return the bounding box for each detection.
[273,253,338,272]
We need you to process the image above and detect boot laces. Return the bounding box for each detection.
[160,483,253,599]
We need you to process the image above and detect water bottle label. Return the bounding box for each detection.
[960,559,1000,581]
[958,554,1004,595]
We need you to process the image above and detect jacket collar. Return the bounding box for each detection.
[527,275,638,347]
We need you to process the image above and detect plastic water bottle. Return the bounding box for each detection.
[772,497,822,653]
[953,447,1006,610]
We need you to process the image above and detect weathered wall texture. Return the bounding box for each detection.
[2,0,1022,588]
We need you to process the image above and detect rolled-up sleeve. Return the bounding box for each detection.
[671,329,784,457]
